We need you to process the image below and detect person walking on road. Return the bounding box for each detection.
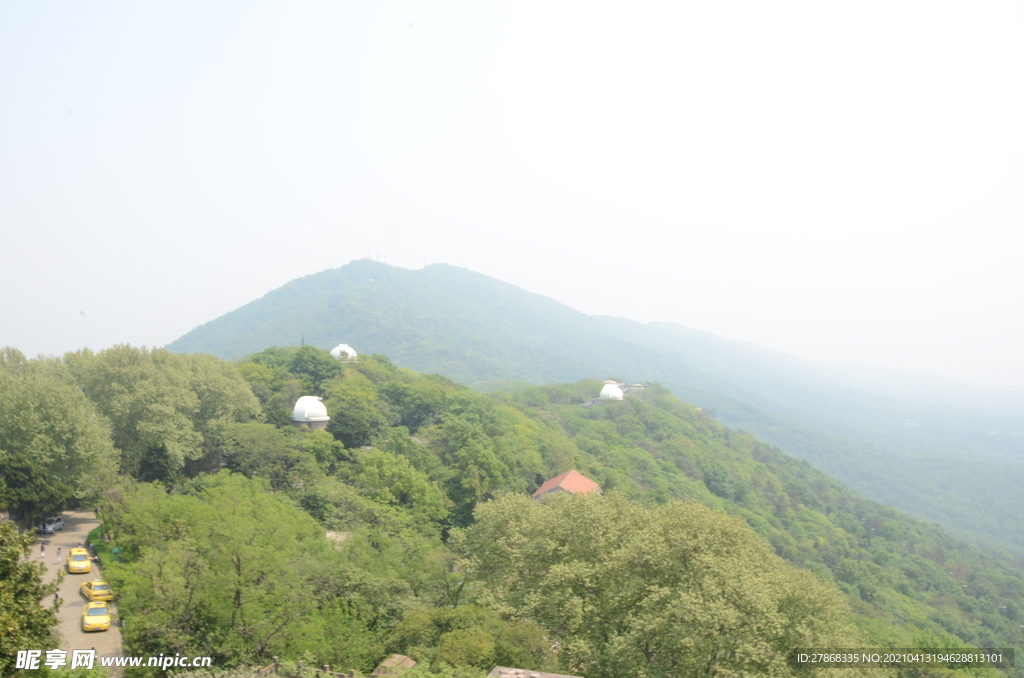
[55,547,62,565]
[40,543,45,559]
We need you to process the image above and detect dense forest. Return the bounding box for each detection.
[165,260,1024,558]
[1,344,1022,677]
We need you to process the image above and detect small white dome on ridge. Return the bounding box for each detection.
[293,396,330,423]
[599,383,624,400]
[330,343,358,360]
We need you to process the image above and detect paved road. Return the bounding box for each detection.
[36,511,123,662]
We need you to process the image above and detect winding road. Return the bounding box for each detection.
[36,510,123,664]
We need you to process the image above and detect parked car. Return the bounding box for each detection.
[67,547,91,574]
[82,602,112,632]
[37,516,64,535]
[81,579,115,602]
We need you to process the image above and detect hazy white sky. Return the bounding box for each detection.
[2,1,1022,385]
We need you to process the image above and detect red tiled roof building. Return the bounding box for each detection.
[531,470,600,500]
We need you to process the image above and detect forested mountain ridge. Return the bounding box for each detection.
[3,344,1023,677]
[166,260,1024,556]
[502,385,1024,659]
[167,260,663,386]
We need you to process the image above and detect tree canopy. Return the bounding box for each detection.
[100,473,386,668]
[65,345,261,480]
[5,341,1022,677]
[0,348,117,520]
[463,492,879,678]
[0,520,60,676]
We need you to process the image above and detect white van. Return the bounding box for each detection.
[37,516,64,535]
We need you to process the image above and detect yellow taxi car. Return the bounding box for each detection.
[67,547,92,574]
[80,579,114,602]
[82,602,112,632]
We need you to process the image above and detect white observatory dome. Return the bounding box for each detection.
[330,343,358,360]
[292,396,330,423]
[599,382,624,400]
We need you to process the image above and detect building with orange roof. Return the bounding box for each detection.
[532,470,600,500]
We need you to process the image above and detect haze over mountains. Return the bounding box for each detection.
[168,260,1024,556]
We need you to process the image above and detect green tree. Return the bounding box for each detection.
[103,473,339,665]
[348,448,448,524]
[0,453,72,524]
[0,348,117,519]
[217,423,324,492]
[324,370,388,449]
[463,492,880,678]
[380,428,448,482]
[67,346,260,481]
[700,459,734,499]
[433,411,521,527]
[389,605,555,673]
[300,429,348,475]
[66,345,199,479]
[0,520,61,676]
[236,356,305,427]
[380,376,449,433]
[185,353,264,445]
[246,346,293,371]
[288,345,342,393]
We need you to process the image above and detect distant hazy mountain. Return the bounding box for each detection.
[168,260,1024,555]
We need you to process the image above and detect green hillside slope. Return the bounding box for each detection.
[6,345,1023,676]
[166,261,1024,556]
[501,382,1024,662]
